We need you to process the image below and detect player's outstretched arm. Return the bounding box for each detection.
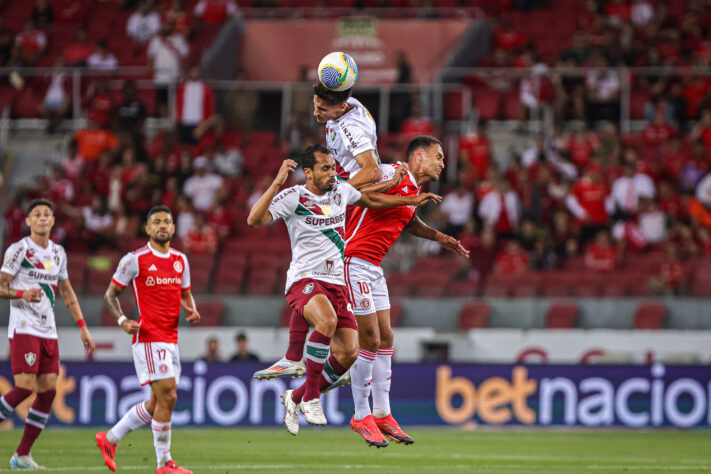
[348,150,382,190]
[359,163,409,194]
[247,159,298,227]
[405,216,471,258]
[0,272,42,301]
[181,289,201,325]
[104,281,139,335]
[356,190,442,209]
[58,278,95,355]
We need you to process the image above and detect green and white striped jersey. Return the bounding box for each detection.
[1,237,68,339]
[268,182,361,293]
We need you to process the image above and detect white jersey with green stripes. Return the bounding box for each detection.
[268,182,362,293]
[325,97,379,179]
[1,237,68,339]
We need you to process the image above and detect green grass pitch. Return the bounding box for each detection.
[0,427,709,473]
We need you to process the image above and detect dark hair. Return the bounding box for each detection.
[236,333,247,342]
[406,135,443,158]
[298,144,329,170]
[147,205,172,221]
[25,199,54,215]
[313,82,352,106]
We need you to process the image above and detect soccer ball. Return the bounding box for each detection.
[318,52,358,91]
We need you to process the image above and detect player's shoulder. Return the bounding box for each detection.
[169,247,188,261]
[273,185,301,203]
[4,238,27,254]
[130,244,151,256]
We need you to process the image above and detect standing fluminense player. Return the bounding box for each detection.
[0,199,95,469]
[247,145,440,435]
[95,205,200,474]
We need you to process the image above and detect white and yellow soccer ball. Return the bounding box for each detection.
[318,52,358,91]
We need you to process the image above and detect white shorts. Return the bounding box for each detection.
[132,342,181,386]
[344,256,390,316]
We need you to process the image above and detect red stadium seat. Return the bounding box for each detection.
[197,300,226,326]
[545,303,578,329]
[12,89,40,119]
[448,280,476,297]
[633,302,666,330]
[458,302,491,330]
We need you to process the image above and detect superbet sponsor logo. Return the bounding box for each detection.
[145,276,182,286]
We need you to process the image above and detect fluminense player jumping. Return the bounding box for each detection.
[247,145,440,435]
[0,199,95,469]
[95,205,200,474]
[253,82,396,381]
[346,136,469,447]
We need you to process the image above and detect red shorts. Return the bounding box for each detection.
[286,279,358,331]
[9,333,60,375]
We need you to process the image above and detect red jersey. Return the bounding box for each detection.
[571,179,608,225]
[345,163,419,266]
[111,243,191,344]
[584,244,618,272]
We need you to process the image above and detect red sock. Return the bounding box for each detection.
[292,330,331,403]
[17,390,55,456]
[0,387,33,421]
[319,353,347,392]
[286,310,309,362]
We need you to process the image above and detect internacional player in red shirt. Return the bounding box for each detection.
[345,136,469,447]
[95,205,200,474]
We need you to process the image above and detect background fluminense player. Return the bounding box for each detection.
[95,205,199,474]
[0,199,95,469]
[247,145,441,435]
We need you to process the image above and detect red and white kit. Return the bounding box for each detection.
[345,162,420,315]
[111,242,191,385]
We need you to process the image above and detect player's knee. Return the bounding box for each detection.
[342,341,358,366]
[359,328,379,352]
[315,315,337,335]
[160,389,178,408]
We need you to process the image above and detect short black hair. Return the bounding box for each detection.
[313,82,352,106]
[147,205,172,221]
[236,333,247,341]
[25,199,54,215]
[298,144,330,170]
[406,135,443,158]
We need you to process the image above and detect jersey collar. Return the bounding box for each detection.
[147,242,171,258]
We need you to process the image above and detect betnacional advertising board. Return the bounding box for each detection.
[1,362,710,429]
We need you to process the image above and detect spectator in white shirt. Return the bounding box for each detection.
[631,0,654,27]
[147,22,188,116]
[38,57,70,133]
[212,140,243,178]
[87,39,118,71]
[478,179,522,236]
[174,66,218,144]
[183,156,224,212]
[126,1,161,45]
[608,158,655,217]
[175,195,195,240]
[440,184,474,236]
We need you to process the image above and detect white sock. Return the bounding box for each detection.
[107,402,151,444]
[372,348,393,418]
[151,420,172,468]
[350,349,376,420]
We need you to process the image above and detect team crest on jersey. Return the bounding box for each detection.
[24,352,36,366]
[173,260,183,273]
[326,126,337,142]
[303,282,314,294]
[333,192,342,206]
[146,276,156,286]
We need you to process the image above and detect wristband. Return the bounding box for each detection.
[76,318,87,328]
[15,290,24,299]
[117,315,127,327]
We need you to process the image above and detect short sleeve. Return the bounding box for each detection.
[339,182,362,205]
[112,253,139,288]
[57,247,68,281]
[337,121,374,157]
[268,186,299,222]
[1,243,24,277]
[181,255,191,290]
